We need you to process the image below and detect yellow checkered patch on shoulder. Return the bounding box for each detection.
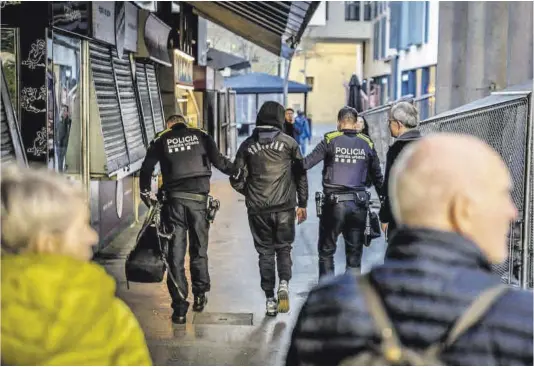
[325,131,344,144]
[357,133,374,149]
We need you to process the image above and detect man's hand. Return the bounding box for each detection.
[381,222,388,234]
[231,167,244,181]
[296,207,307,224]
[141,191,158,208]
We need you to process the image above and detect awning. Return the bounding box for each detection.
[207,48,251,71]
[224,72,311,94]
[186,1,320,59]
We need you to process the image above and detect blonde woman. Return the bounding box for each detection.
[1,165,152,366]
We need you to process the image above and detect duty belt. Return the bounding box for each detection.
[327,191,368,203]
[168,191,208,203]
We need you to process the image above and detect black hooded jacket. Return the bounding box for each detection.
[230,102,308,214]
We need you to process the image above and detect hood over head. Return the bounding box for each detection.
[256,101,285,130]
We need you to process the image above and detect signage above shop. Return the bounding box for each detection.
[174,49,194,88]
[124,2,138,53]
[51,1,91,37]
[92,1,115,46]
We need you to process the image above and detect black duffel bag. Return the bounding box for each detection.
[125,206,166,286]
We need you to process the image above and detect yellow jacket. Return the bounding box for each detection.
[1,253,152,365]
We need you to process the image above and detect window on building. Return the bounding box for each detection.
[373,22,379,60]
[364,1,372,21]
[424,1,430,43]
[380,17,386,59]
[372,1,378,19]
[306,76,315,90]
[401,70,416,97]
[345,1,361,21]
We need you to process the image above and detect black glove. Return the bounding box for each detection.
[140,191,157,208]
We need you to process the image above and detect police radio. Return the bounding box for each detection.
[207,196,221,223]
[315,192,325,217]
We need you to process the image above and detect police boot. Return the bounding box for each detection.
[266,297,278,317]
[277,280,290,313]
[193,294,208,312]
[171,311,186,325]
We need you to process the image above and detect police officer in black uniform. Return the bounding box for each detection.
[140,114,239,324]
[299,107,383,277]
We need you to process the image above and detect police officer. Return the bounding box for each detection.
[300,107,383,277]
[139,114,239,324]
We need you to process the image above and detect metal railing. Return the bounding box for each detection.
[413,93,437,121]
[361,86,533,288]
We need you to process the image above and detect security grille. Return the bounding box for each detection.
[1,97,15,164]
[89,42,129,174]
[419,92,532,288]
[145,64,165,132]
[0,60,26,166]
[135,62,156,144]
[112,49,146,163]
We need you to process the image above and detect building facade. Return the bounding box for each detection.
[287,1,373,124]
[363,1,438,118]
[436,1,533,113]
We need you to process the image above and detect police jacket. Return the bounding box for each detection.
[302,129,383,194]
[231,126,308,214]
[379,129,421,228]
[140,123,236,194]
[286,228,534,366]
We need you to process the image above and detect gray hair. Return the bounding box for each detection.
[390,101,420,128]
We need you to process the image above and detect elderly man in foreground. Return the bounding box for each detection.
[286,134,533,366]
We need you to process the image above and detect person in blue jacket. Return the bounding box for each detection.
[294,110,311,155]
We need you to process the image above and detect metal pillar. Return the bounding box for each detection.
[283,58,292,107]
[81,40,91,201]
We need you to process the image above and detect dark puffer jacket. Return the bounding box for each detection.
[286,228,533,366]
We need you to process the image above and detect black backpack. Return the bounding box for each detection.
[339,274,508,366]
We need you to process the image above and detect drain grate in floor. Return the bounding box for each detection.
[192,312,253,326]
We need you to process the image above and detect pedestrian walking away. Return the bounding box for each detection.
[230,101,308,317]
[298,106,383,278]
[139,114,239,324]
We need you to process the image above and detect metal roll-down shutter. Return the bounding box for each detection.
[145,63,165,132]
[135,62,156,144]
[89,42,129,174]
[112,49,146,163]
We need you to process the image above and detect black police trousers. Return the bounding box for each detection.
[162,197,210,315]
[248,209,296,298]
[318,197,367,277]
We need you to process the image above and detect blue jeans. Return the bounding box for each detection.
[299,142,307,155]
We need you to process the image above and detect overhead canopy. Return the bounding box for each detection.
[224,72,311,94]
[206,48,251,71]
[186,1,320,59]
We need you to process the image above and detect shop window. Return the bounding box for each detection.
[1,28,18,120]
[50,33,81,174]
[345,1,361,21]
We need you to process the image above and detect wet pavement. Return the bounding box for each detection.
[95,123,387,366]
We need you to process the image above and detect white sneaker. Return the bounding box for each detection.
[266,297,278,317]
[277,280,290,313]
